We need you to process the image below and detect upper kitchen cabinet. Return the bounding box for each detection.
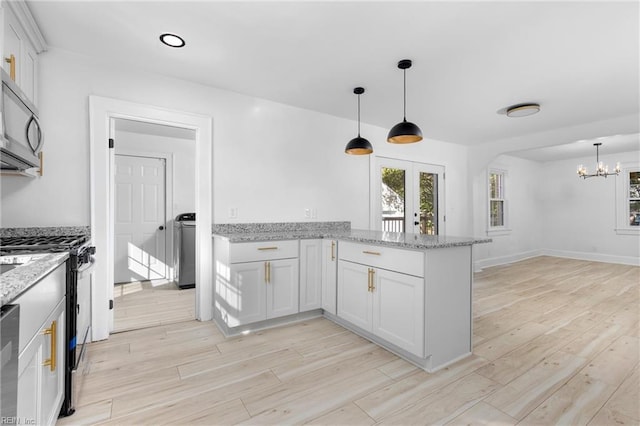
[1,0,46,105]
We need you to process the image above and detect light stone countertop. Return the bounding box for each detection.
[213,228,491,250]
[1,252,68,306]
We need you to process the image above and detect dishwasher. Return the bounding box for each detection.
[174,213,196,289]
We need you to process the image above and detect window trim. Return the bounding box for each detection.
[487,168,511,236]
[615,162,640,236]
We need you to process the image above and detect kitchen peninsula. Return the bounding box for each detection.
[213,222,490,372]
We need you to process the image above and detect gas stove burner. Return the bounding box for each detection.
[0,234,89,254]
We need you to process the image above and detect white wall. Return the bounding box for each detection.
[115,130,196,216]
[0,48,471,233]
[472,155,543,268]
[540,150,640,264]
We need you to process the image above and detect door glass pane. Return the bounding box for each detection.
[381,167,405,232]
[419,172,437,235]
[490,200,504,227]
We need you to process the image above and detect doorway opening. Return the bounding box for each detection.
[111,119,196,332]
[89,96,213,342]
[373,157,445,235]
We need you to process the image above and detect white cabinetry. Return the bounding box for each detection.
[299,239,322,312]
[13,262,66,426]
[321,239,337,315]
[337,241,425,357]
[1,0,46,105]
[214,238,299,329]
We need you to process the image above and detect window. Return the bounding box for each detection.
[615,164,640,235]
[488,169,510,235]
[628,171,640,226]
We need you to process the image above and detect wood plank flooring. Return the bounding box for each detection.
[113,280,195,332]
[57,256,639,425]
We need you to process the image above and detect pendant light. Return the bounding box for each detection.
[387,59,423,144]
[345,87,373,155]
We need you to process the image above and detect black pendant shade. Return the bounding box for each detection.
[388,59,423,144]
[345,87,373,155]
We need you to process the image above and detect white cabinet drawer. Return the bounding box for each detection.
[338,241,424,277]
[230,240,299,263]
[13,263,65,355]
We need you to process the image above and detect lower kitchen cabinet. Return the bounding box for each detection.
[321,239,337,315]
[299,239,322,312]
[337,259,425,357]
[215,238,300,329]
[14,263,66,426]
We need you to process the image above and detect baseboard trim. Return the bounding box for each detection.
[540,249,640,267]
[474,248,640,270]
[474,250,543,271]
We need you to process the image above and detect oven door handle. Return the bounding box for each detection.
[77,255,96,277]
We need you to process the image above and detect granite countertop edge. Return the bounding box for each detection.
[213,229,492,250]
[1,253,69,306]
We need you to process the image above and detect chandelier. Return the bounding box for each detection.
[577,142,620,179]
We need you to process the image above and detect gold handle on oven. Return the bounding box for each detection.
[331,241,335,261]
[362,250,381,256]
[4,54,16,81]
[42,320,57,372]
[257,246,278,251]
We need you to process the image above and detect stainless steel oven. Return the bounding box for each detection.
[0,68,43,170]
[1,304,20,421]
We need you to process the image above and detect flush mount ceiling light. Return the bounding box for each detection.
[505,103,540,117]
[345,87,373,155]
[159,33,186,48]
[577,142,620,179]
[387,59,423,144]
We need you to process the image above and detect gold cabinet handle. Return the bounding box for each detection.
[42,320,57,372]
[370,269,376,292]
[367,268,372,292]
[331,241,335,261]
[257,246,278,251]
[264,261,268,284]
[38,152,43,176]
[4,54,16,81]
[363,250,381,256]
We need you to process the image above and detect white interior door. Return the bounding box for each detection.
[114,154,167,283]
[374,157,445,235]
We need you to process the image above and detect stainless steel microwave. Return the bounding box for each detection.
[0,68,43,170]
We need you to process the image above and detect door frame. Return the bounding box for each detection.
[114,150,174,281]
[90,96,213,341]
[370,156,446,235]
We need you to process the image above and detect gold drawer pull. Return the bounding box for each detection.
[4,54,16,81]
[362,250,381,256]
[257,246,278,251]
[42,320,57,372]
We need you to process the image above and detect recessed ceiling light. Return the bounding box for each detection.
[505,103,540,118]
[159,33,185,48]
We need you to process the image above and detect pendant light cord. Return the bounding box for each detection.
[403,68,407,122]
[357,93,361,137]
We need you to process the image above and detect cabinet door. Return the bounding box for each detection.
[3,8,22,84]
[372,269,424,357]
[337,260,372,331]
[40,301,66,426]
[21,42,37,103]
[321,239,337,315]
[299,240,322,312]
[17,333,43,426]
[229,262,266,327]
[266,258,299,319]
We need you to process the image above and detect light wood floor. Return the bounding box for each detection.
[58,256,639,425]
[113,280,195,333]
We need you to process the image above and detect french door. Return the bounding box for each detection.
[372,157,445,235]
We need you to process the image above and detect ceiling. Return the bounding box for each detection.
[28,1,640,152]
